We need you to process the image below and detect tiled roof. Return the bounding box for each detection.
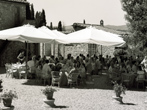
[62,25,75,34]
[0,0,29,4]
[72,23,129,35]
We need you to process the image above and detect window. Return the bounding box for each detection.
[88,44,97,56]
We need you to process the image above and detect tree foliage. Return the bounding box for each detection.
[42,9,46,26]
[57,21,62,31]
[30,4,35,20]
[35,9,47,28]
[121,0,147,52]
[83,19,86,24]
[50,22,53,30]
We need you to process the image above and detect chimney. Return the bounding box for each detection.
[100,20,104,26]
[83,19,86,24]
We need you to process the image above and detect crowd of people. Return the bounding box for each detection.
[16,50,146,88]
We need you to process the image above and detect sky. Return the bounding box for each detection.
[27,0,127,26]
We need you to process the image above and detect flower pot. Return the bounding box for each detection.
[46,92,54,100]
[115,92,121,97]
[3,98,12,107]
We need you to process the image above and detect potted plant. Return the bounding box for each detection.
[0,89,18,107]
[42,86,57,100]
[112,81,126,103]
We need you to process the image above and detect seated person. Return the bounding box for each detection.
[119,63,127,73]
[59,66,68,87]
[141,56,147,73]
[68,61,79,77]
[17,51,25,64]
[132,61,138,74]
[126,63,133,74]
[108,62,114,79]
[42,60,52,85]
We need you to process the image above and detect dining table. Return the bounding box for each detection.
[10,63,27,79]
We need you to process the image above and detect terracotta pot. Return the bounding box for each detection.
[46,92,54,100]
[3,98,12,107]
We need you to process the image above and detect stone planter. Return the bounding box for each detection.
[42,92,56,108]
[3,98,12,107]
[46,92,54,100]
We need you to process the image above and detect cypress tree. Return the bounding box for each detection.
[35,11,40,28]
[42,9,47,26]
[30,4,35,20]
[50,22,53,30]
[57,21,62,31]
[83,19,86,24]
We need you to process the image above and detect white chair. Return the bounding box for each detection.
[51,71,60,87]
[18,66,27,79]
[136,71,145,89]
[5,64,14,78]
[35,68,42,84]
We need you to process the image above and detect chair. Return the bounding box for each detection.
[136,73,145,89]
[18,66,27,79]
[5,64,13,78]
[68,73,79,88]
[35,68,42,84]
[28,66,36,79]
[51,71,60,87]
[121,73,131,89]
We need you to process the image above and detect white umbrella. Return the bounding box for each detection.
[38,26,68,55]
[57,26,125,47]
[0,24,56,43]
[0,24,61,77]
[52,30,67,37]
[38,26,67,44]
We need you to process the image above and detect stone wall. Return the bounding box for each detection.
[0,1,27,30]
[43,43,115,59]
[0,41,25,66]
[0,1,36,66]
[64,44,88,58]
[96,45,115,57]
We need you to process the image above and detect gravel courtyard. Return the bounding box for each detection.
[0,68,147,110]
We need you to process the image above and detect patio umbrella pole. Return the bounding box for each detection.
[54,41,55,56]
[101,45,102,55]
[25,41,28,79]
[101,45,103,74]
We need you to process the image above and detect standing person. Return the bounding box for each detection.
[27,55,37,79]
[42,60,52,85]
[141,56,147,71]
[17,51,25,64]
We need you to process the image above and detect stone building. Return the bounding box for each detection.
[0,0,37,66]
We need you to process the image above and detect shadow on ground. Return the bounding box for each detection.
[22,74,113,90]
[16,71,146,92]
[51,105,69,108]
[121,102,137,105]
